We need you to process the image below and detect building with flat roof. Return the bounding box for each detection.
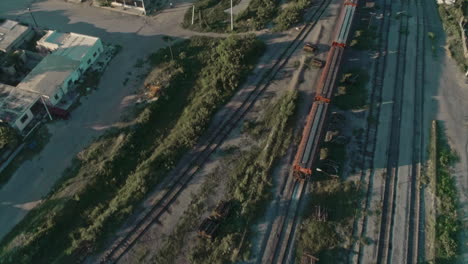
[0,27,104,132]
[0,83,39,131]
[0,20,34,53]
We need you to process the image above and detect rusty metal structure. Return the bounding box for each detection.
[293,0,358,180]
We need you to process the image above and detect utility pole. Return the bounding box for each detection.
[230,0,233,31]
[27,8,38,28]
[40,96,53,121]
[192,5,195,25]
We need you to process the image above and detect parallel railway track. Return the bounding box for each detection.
[353,0,428,263]
[354,0,393,260]
[99,0,332,262]
[266,0,357,263]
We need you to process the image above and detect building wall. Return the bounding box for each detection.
[13,109,34,132]
[48,39,104,105]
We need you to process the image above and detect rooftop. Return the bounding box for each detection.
[17,54,81,98]
[38,30,100,61]
[0,83,39,123]
[0,20,30,52]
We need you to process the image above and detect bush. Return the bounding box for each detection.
[434,121,462,263]
[333,69,369,110]
[437,2,468,72]
[0,125,18,150]
[183,0,279,32]
[274,0,313,31]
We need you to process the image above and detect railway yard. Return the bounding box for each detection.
[0,0,467,263]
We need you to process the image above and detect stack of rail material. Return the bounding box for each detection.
[292,0,358,177]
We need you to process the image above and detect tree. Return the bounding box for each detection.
[162,35,175,61]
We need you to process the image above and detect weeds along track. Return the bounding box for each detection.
[353,0,393,261]
[99,1,332,263]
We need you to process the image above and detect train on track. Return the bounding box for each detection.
[293,0,358,179]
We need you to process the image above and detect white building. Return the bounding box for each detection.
[0,20,34,53]
[0,83,39,131]
[19,30,104,106]
[0,29,104,132]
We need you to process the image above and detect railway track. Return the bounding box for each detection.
[353,0,393,261]
[98,1,332,263]
[352,0,430,262]
[376,0,410,262]
[264,1,357,263]
[265,178,308,264]
[406,0,427,261]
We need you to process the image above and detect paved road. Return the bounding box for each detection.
[0,0,218,239]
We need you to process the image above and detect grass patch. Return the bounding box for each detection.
[295,179,361,262]
[0,35,265,264]
[432,121,462,263]
[189,90,298,263]
[333,69,369,110]
[437,2,468,72]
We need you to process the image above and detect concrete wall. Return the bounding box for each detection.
[14,108,34,132]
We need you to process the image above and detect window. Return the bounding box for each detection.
[20,114,28,124]
[54,94,59,101]
[93,52,97,58]
[87,58,91,65]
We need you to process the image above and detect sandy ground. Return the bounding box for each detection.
[0,0,237,240]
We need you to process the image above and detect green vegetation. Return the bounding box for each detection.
[0,125,18,150]
[349,6,378,50]
[151,172,220,264]
[0,35,264,264]
[296,179,360,262]
[183,0,313,32]
[333,69,369,110]
[432,121,462,263]
[182,0,244,32]
[189,90,298,263]
[97,0,112,7]
[349,26,377,50]
[437,1,468,71]
[274,0,313,31]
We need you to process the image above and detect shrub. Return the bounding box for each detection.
[0,125,18,150]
